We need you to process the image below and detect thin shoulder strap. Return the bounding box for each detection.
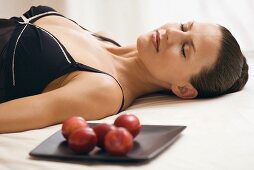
[22,5,121,47]
[75,63,125,113]
[19,6,125,111]
[92,33,121,47]
[62,17,121,47]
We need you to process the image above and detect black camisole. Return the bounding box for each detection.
[0,5,124,113]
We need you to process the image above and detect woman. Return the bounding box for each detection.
[0,6,249,133]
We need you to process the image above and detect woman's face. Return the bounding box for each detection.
[137,22,222,88]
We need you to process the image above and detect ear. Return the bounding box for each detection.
[171,83,198,99]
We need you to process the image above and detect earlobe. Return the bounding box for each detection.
[171,84,198,99]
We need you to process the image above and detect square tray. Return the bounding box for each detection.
[30,123,186,162]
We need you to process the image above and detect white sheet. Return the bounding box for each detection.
[1,51,254,170]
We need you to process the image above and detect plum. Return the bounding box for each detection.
[104,127,133,156]
[114,114,141,138]
[61,116,88,140]
[68,127,97,154]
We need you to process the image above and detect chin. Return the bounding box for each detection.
[137,33,151,57]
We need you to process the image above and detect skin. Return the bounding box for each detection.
[36,18,222,104]
[0,15,222,133]
[107,22,222,101]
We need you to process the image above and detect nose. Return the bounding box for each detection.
[165,27,185,45]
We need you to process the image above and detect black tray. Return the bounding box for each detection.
[30,123,186,162]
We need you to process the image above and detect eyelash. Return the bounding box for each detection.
[180,23,186,58]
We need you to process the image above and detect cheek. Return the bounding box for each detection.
[146,56,175,81]
[159,50,188,80]
[161,47,181,66]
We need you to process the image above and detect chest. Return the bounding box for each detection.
[32,16,115,92]
[34,17,112,71]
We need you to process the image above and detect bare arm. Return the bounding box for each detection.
[0,73,122,133]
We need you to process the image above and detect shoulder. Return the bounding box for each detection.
[70,71,122,97]
[53,72,123,119]
[94,31,121,47]
[23,5,57,18]
[79,72,123,108]
[94,31,116,40]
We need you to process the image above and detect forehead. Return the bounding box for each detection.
[190,22,222,74]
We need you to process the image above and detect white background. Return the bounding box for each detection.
[1,1,254,169]
[1,0,254,51]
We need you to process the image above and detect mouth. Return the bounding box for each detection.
[152,30,160,52]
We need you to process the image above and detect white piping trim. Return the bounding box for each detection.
[33,24,71,64]
[23,11,71,63]
[13,11,72,86]
[19,11,58,24]
[12,24,28,86]
[27,11,58,22]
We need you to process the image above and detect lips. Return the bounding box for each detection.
[152,30,160,52]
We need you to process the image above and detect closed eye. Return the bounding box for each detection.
[181,44,186,57]
[180,23,186,58]
[180,23,185,32]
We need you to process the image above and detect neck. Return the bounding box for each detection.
[106,45,168,102]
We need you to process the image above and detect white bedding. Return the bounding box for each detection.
[0,51,254,170]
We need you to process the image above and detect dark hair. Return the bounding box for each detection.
[190,25,249,98]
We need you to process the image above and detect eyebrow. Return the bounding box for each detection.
[189,21,196,53]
